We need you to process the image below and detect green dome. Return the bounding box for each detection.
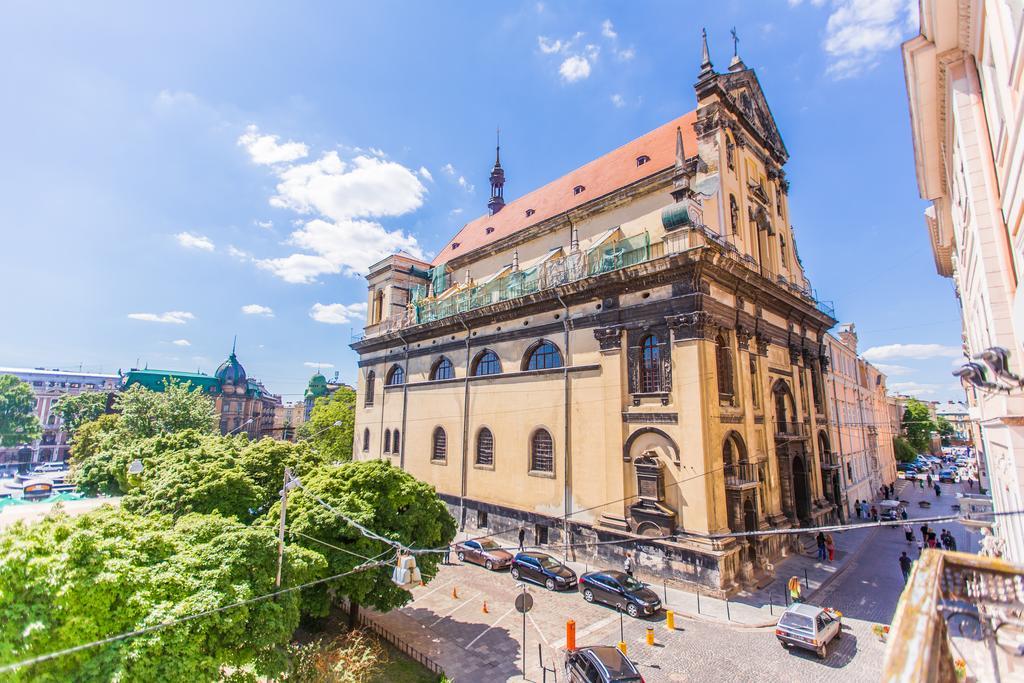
[305,372,328,399]
[215,352,247,385]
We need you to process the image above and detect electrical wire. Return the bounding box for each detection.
[0,558,394,676]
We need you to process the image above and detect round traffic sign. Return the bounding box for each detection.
[515,592,534,614]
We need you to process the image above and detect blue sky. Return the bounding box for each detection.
[0,0,967,404]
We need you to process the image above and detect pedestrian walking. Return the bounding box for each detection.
[444,545,451,565]
[928,531,938,549]
[947,533,958,552]
[941,530,953,551]
[968,478,975,491]
[518,527,525,551]
[919,478,925,489]
[899,551,913,582]
[901,508,909,521]
[825,533,835,562]
[871,506,879,522]
[934,483,942,497]
[921,524,929,543]
[904,523,914,543]
[917,539,924,556]
[855,499,862,519]
[624,552,635,577]
[788,575,802,603]
[816,531,827,561]
[926,474,933,488]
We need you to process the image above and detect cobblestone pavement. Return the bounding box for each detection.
[367,478,984,682]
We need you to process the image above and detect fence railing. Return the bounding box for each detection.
[356,610,445,676]
[774,421,809,439]
[724,461,758,487]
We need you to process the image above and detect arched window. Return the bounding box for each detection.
[639,335,663,392]
[386,365,405,386]
[383,429,391,453]
[573,185,585,195]
[723,433,746,467]
[716,333,735,402]
[392,429,401,454]
[524,341,562,371]
[362,428,370,452]
[472,350,502,376]
[476,427,494,466]
[636,155,650,167]
[530,429,554,473]
[431,357,454,381]
[364,371,375,407]
[431,427,447,462]
[729,195,739,234]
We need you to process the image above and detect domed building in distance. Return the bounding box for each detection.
[120,342,283,439]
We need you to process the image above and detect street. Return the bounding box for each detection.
[368,477,983,682]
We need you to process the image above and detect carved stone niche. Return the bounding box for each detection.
[788,344,802,365]
[667,311,717,341]
[736,325,752,351]
[819,353,831,374]
[628,452,677,537]
[755,333,770,356]
[594,326,623,352]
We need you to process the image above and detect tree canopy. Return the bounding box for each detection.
[936,416,956,445]
[901,398,936,453]
[53,391,110,435]
[0,374,41,447]
[893,436,917,464]
[115,379,217,439]
[0,506,326,682]
[299,387,356,462]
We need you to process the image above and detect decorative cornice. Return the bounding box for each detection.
[667,311,717,341]
[594,326,623,351]
[622,412,678,424]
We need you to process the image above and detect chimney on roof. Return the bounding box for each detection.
[488,128,505,215]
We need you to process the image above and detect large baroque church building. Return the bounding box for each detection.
[351,38,838,593]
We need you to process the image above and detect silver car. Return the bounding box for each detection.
[775,603,842,659]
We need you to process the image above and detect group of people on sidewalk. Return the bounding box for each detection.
[815,531,836,562]
[898,524,959,582]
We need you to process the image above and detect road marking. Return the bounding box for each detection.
[465,605,517,650]
[528,611,551,648]
[411,576,455,603]
[552,612,619,649]
[429,591,482,626]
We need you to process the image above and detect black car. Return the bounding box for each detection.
[578,570,661,618]
[565,646,643,682]
[510,552,577,590]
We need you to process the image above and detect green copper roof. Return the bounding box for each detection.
[661,201,692,231]
[122,369,220,393]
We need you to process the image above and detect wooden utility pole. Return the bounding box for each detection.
[275,467,293,588]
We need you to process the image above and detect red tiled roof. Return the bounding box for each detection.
[432,110,699,266]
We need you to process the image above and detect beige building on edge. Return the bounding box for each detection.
[824,325,899,519]
[904,0,1024,562]
[352,39,839,593]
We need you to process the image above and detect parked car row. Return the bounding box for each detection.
[452,540,661,618]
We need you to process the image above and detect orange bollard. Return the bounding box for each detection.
[646,627,655,646]
[666,609,675,630]
[452,587,459,599]
[566,620,576,651]
[482,601,489,614]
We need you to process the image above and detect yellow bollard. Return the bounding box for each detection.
[646,627,655,646]
[617,641,627,655]
[666,609,675,631]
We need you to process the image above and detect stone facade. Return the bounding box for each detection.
[904,0,1024,562]
[351,43,837,593]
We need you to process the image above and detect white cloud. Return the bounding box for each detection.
[610,94,626,108]
[241,128,428,282]
[889,381,941,396]
[155,89,199,108]
[862,343,962,361]
[872,363,913,376]
[441,163,456,176]
[171,339,191,347]
[227,245,252,261]
[309,302,367,325]
[450,208,464,216]
[585,44,600,61]
[128,311,195,324]
[615,47,635,61]
[538,36,565,54]
[238,124,309,165]
[304,361,335,369]
[241,304,274,317]
[255,220,273,230]
[418,166,433,182]
[175,232,214,251]
[821,0,919,79]
[560,55,592,82]
[457,175,475,193]
[601,19,617,40]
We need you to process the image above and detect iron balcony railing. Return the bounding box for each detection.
[775,421,809,439]
[820,451,841,469]
[724,461,758,487]
[358,225,836,338]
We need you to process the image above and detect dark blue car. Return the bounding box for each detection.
[579,570,661,618]
[510,551,577,591]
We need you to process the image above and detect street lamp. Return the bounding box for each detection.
[227,418,255,436]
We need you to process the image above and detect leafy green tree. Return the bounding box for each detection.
[272,459,456,623]
[300,387,355,462]
[53,391,110,435]
[116,379,217,439]
[67,414,124,495]
[902,398,936,453]
[0,506,326,682]
[893,436,917,464]
[937,416,955,446]
[0,374,41,447]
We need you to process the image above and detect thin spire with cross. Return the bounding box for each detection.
[731,27,739,57]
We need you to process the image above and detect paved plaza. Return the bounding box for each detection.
[367,477,984,682]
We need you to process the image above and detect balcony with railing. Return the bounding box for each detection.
[819,451,841,470]
[358,224,835,340]
[774,421,809,440]
[724,461,759,489]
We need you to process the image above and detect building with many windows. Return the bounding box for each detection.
[0,367,118,467]
[351,39,838,592]
[904,0,1024,562]
[824,325,899,519]
[120,344,282,440]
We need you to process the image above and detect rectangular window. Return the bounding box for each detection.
[536,525,549,545]
[477,510,488,528]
